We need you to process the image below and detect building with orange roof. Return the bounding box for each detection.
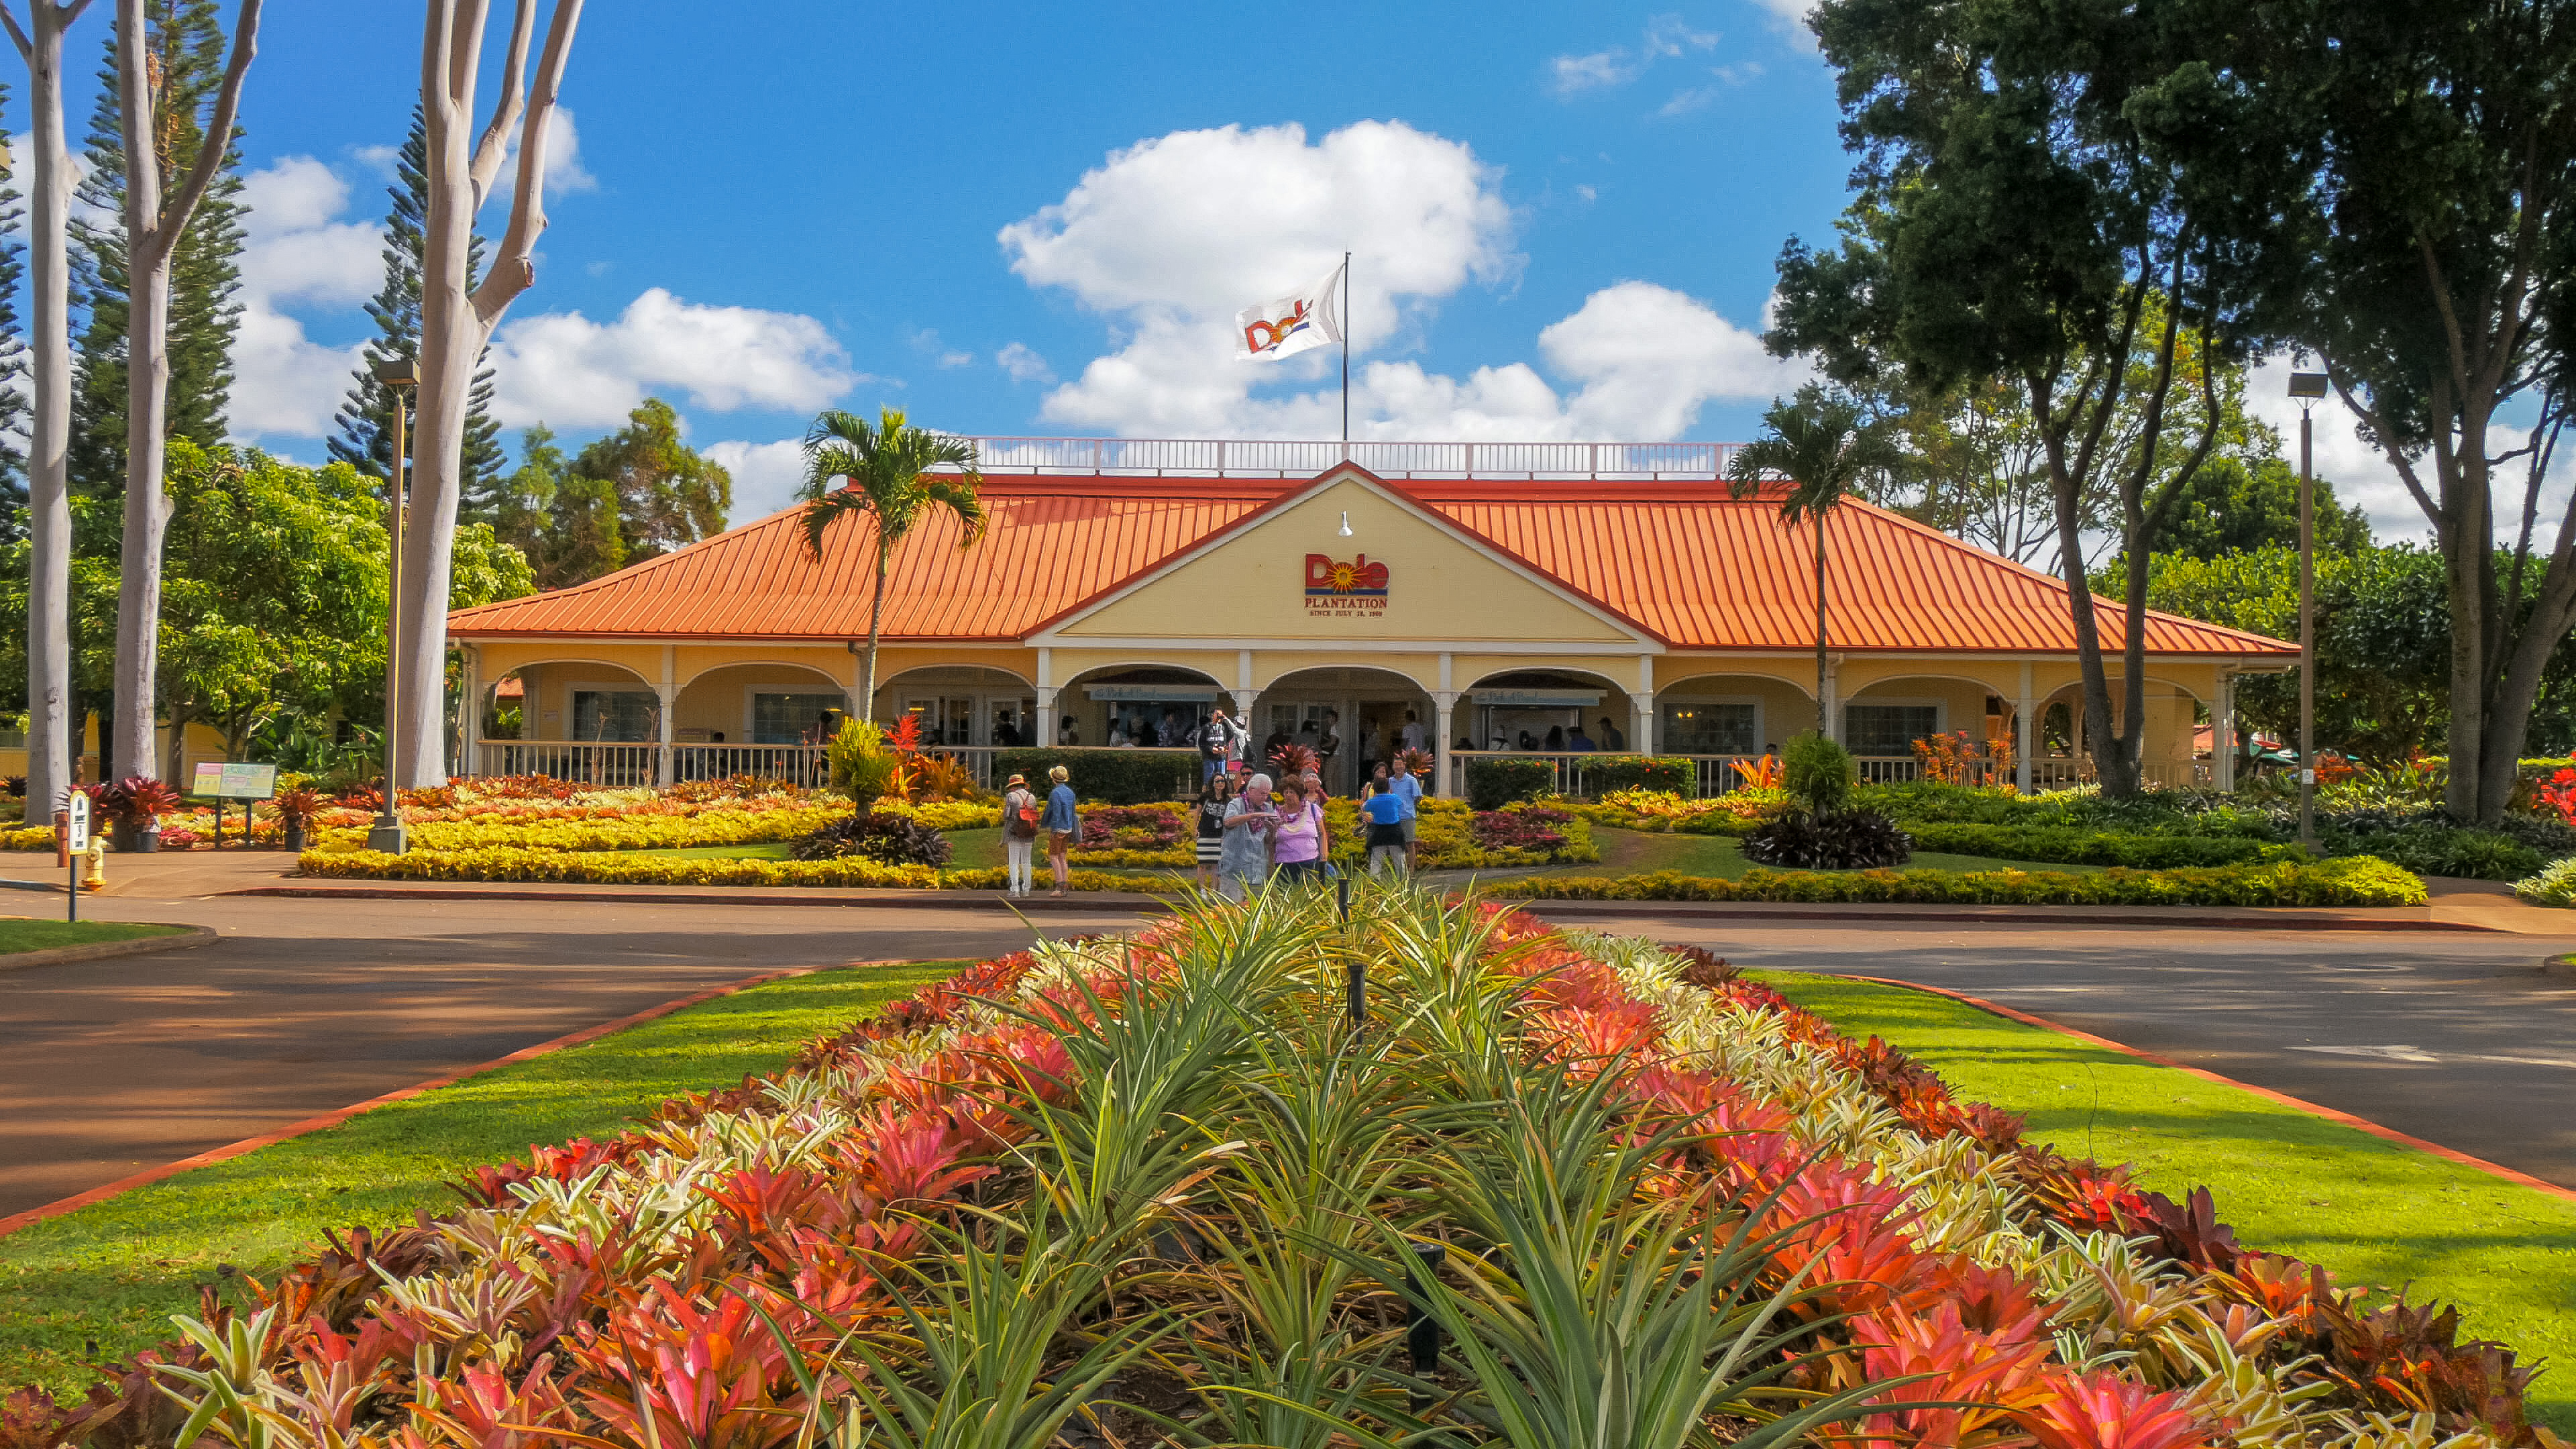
[446,440,2295,796]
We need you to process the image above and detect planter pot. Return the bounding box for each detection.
[283,825,307,853]
[118,820,161,853]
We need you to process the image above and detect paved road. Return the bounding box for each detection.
[1562,913,2576,1189]
[0,893,1137,1218]
[9,885,2576,1218]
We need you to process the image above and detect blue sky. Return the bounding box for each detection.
[32,1,2427,533]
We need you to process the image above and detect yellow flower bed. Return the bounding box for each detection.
[1,824,62,851]
[1489,855,2427,907]
[869,799,1002,831]
[308,802,853,856]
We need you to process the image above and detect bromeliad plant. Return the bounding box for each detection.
[13,883,2555,1449]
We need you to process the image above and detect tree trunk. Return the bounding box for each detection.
[1813,513,1829,735]
[13,1,88,823]
[865,543,888,718]
[108,0,258,786]
[398,0,582,787]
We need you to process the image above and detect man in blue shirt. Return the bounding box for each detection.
[1361,765,1409,875]
[1390,757,1424,869]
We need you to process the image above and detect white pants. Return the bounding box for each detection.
[1006,837,1034,893]
[1368,845,1407,876]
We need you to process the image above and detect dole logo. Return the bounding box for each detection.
[1243,300,1311,355]
[1305,553,1389,596]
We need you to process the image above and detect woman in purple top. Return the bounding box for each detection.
[1269,776,1330,883]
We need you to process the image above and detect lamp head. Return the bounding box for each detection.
[1338,511,1353,538]
[2288,371,2328,400]
[372,358,419,388]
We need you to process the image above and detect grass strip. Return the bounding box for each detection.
[1562,827,2105,880]
[0,959,957,1397]
[0,919,191,955]
[1758,969,2576,1434]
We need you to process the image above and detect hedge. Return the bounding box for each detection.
[294,846,1153,893]
[2514,855,2576,906]
[1574,753,1693,795]
[1488,854,2426,907]
[1902,822,2306,869]
[1464,755,1556,810]
[994,747,1195,804]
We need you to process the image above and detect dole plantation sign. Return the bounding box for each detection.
[1304,552,1389,619]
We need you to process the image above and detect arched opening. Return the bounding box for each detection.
[1843,674,2014,785]
[1258,665,1433,794]
[1653,672,1816,794]
[1456,667,1633,798]
[873,665,1037,749]
[1054,663,1225,752]
[473,660,659,785]
[2033,678,2210,790]
[669,661,853,785]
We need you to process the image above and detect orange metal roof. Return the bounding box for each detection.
[447,472,2294,657]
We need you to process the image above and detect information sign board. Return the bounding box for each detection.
[65,793,90,852]
[189,761,280,799]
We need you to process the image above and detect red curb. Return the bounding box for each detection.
[1841,973,2576,1206]
[224,885,1172,913]
[1526,902,2499,933]
[0,958,908,1240]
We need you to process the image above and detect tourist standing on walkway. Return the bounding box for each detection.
[1002,773,1040,897]
[1361,764,1407,876]
[1270,777,1329,884]
[1199,708,1234,783]
[1040,765,1079,896]
[1390,752,1423,870]
[1194,771,1234,891]
[1219,771,1279,901]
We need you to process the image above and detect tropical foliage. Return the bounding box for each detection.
[5,886,2540,1449]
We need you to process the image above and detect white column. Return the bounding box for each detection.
[459,645,481,779]
[2216,671,2237,792]
[657,645,677,787]
[2016,661,2035,793]
[1822,656,1841,743]
[1432,690,1458,797]
[1629,692,1655,757]
[1036,686,1059,746]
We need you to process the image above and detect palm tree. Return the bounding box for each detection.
[798,407,989,713]
[1726,390,1904,734]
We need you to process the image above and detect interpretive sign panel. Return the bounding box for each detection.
[189,761,280,799]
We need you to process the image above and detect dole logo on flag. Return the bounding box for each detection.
[1235,262,1345,362]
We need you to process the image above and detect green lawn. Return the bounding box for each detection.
[0,959,957,1397]
[1759,970,2576,1434]
[0,918,191,955]
[1540,826,2105,879]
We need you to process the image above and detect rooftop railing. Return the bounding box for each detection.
[948,437,1748,481]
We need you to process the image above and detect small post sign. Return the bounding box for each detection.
[64,794,89,922]
[190,762,278,850]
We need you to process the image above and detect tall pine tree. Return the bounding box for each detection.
[66,0,246,500]
[329,107,503,500]
[0,83,32,549]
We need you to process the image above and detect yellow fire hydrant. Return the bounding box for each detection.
[80,836,107,892]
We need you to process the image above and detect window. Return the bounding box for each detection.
[1844,704,1940,755]
[1660,702,1758,755]
[753,692,847,745]
[572,690,657,743]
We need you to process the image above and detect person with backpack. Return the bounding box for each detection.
[1001,773,1040,896]
[1360,763,1408,877]
[1040,764,1079,896]
[1201,706,1235,783]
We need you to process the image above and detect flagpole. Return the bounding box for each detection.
[1340,251,1351,455]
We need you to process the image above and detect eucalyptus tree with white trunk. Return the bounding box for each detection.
[3,0,97,824]
[395,0,582,787]
[105,0,258,785]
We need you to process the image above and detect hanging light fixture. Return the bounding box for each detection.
[1338,510,1353,537]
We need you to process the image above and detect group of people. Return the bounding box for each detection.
[1487,714,1629,753]
[1191,754,1422,900]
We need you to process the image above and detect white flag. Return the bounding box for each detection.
[1234,262,1344,361]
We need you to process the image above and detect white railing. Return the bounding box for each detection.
[674,744,831,785]
[954,437,1744,481]
[476,741,661,787]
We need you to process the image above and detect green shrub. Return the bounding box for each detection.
[994,748,1194,805]
[1741,808,1912,869]
[1576,754,1693,796]
[2514,855,2576,906]
[1904,822,2302,869]
[791,810,953,866]
[1781,731,1854,813]
[1464,755,1558,810]
[826,718,899,806]
[2321,824,2543,881]
[1491,854,2426,908]
[1854,780,2029,824]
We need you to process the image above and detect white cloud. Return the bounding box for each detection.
[486,288,860,429]
[704,438,808,526]
[226,154,382,438]
[905,327,972,368]
[488,105,596,206]
[1002,119,1518,433]
[1547,13,1723,97]
[996,342,1055,384]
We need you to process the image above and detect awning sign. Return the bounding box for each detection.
[1084,685,1220,703]
[1471,690,1603,707]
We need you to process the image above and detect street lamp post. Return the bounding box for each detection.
[2288,370,2328,853]
[368,358,417,855]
